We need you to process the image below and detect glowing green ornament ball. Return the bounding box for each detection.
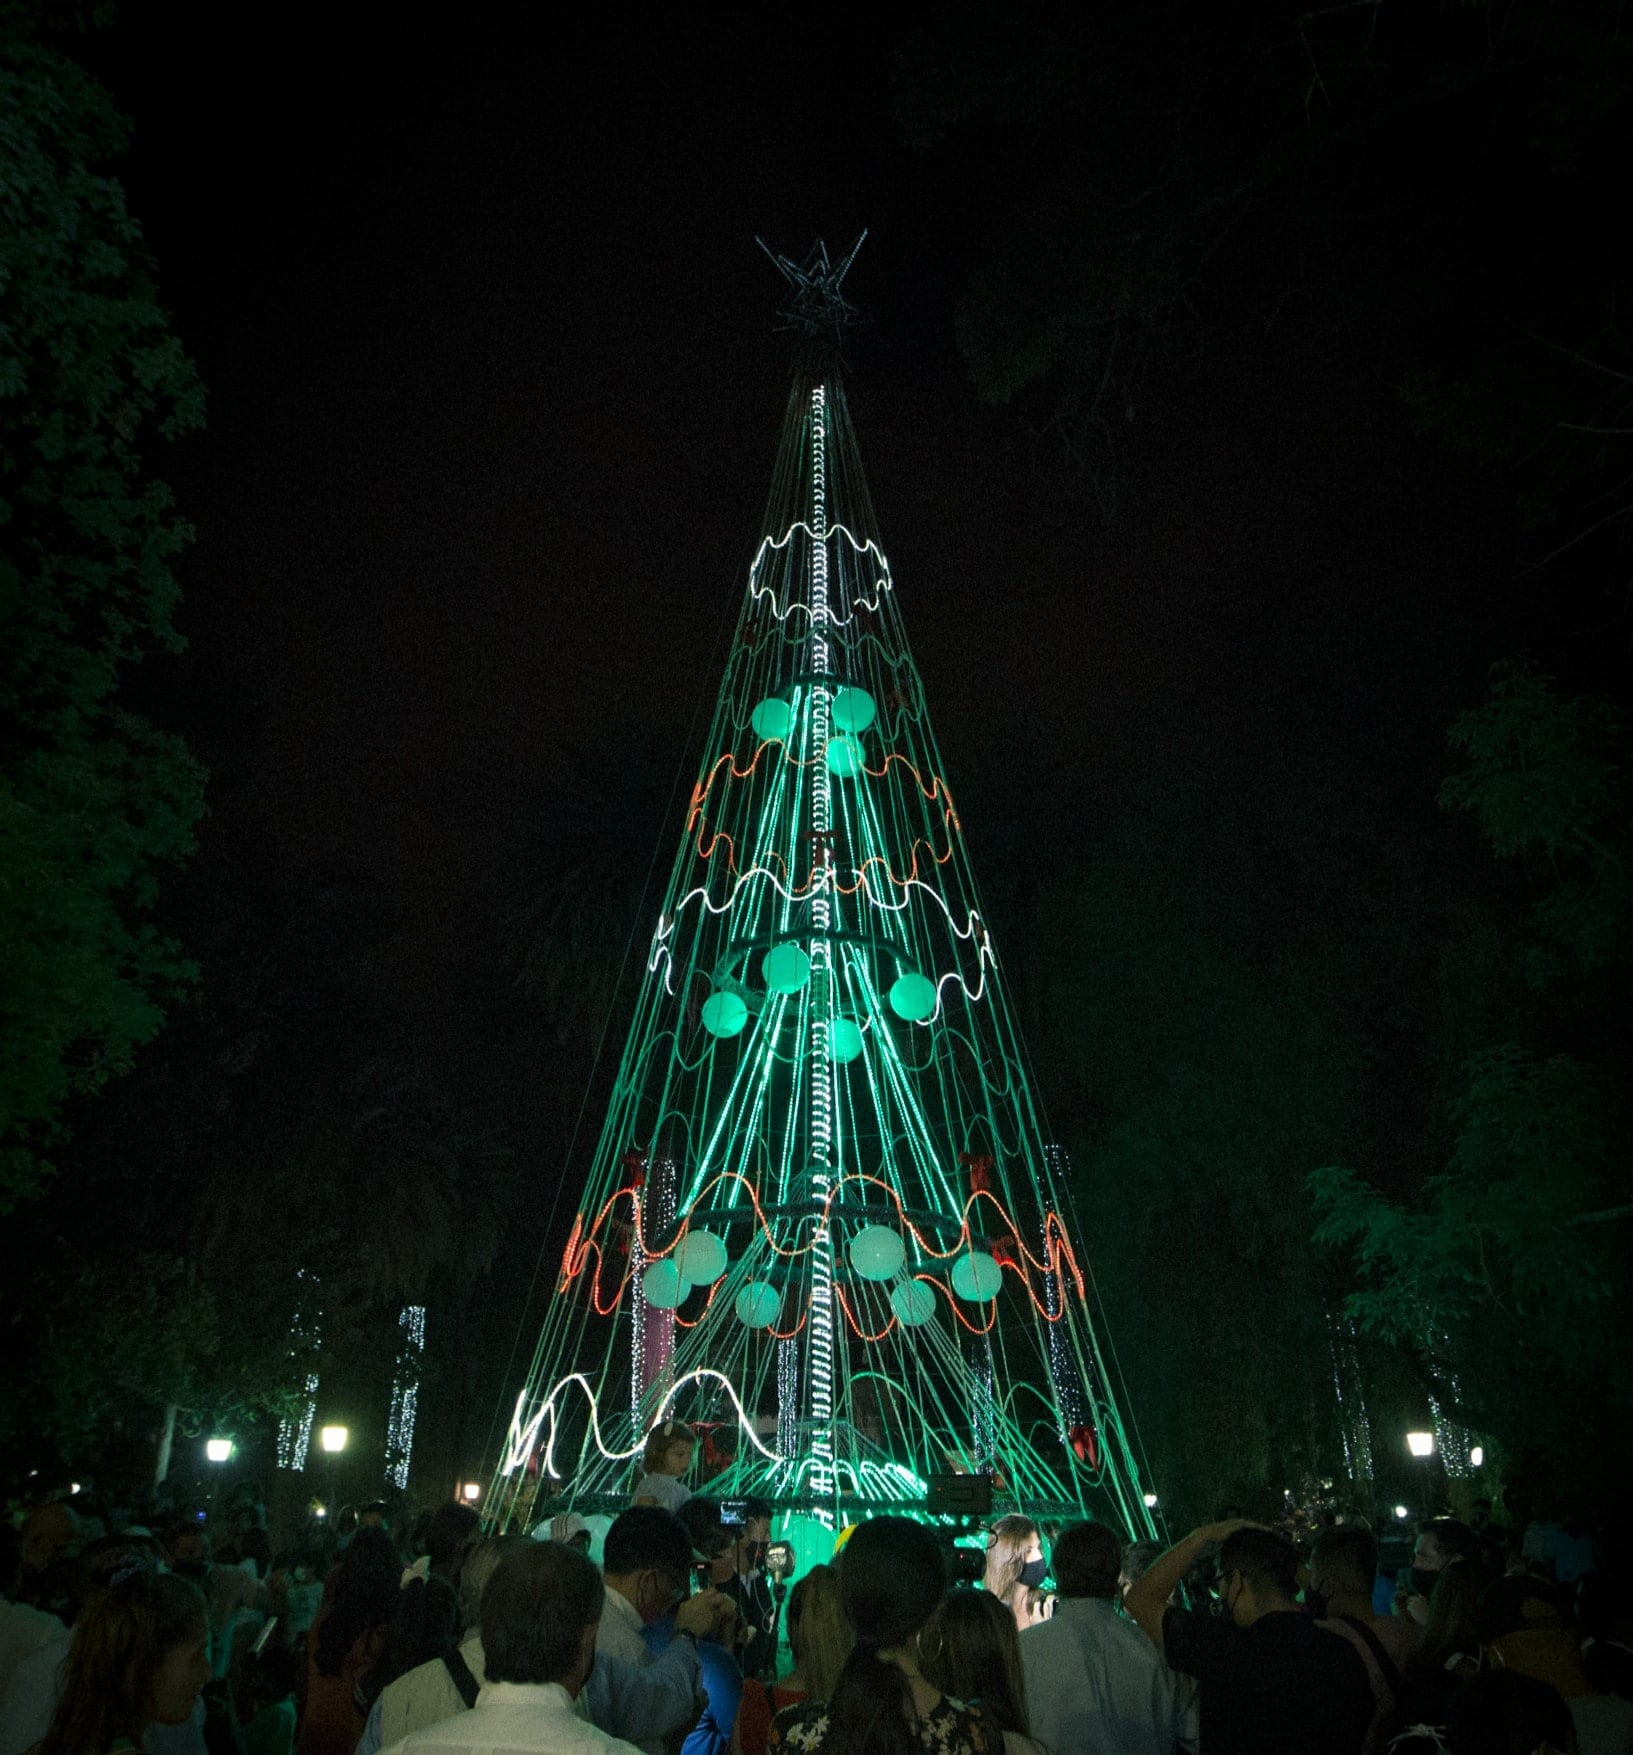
[950,1250,1004,1302]
[889,972,938,1021]
[675,1229,728,1284]
[734,1281,780,1328]
[826,735,864,778]
[829,1018,864,1063]
[751,697,793,742]
[701,992,749,1038]
[891,1279,937,1328]
[641,1259,685,1309]
[831,686,877,735]
[848,1224,905,1281]
[762,943,811,994]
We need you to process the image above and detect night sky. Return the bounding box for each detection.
[43,0,1624,1494]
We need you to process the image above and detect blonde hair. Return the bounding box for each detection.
[982,1514,1040,1601]
[786,1563,852,1702]
[640,1417,696,1474]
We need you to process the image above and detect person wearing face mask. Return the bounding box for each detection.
[1019,1520,1198,1755]
[983,1518,1047,1635]
[1125,1520,1374,1755]
[1306,1525,1418,1753]
[599,1508,734,1755]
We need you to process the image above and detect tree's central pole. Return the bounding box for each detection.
[805,382,837,1517]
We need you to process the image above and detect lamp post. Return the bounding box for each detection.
[319,1424,348,1518]
[204,1436,233,1528]
[1406,1430,1435,1517]
[461,1482,481,1503]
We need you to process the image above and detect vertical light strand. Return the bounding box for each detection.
[630,1194,647,1440]
[644,1158,677,1422]
[384,1304,426,1490]
[277,1268,320,1472]
[806,383,836,1517]
[1041,1145,1083,1444]
[777,1337,799,1462]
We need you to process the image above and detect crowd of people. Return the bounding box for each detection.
[2,1420,1628,1755]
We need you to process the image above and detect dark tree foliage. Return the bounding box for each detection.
[0,2,206,1208]
[893,0,1633,553]
[1312,666,1632,1504]
[894,1,1633,1512]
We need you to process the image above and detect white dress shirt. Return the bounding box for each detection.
[1020,1593,1198,1755]
[381,1679,642,1753]
[594,1587,652,1669]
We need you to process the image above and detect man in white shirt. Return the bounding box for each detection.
[598,1508,732,1755]
[382,1539,641,1753]
[1021,1521,1198,1755]
[364,1531,715,1754]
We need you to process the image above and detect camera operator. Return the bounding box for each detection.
[710,1499,779,1682]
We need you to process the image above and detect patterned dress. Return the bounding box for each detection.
[769,1695,991,1753]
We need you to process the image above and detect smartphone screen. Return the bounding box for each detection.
[719,1499,747,1527]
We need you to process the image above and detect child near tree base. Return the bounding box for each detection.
[630,1420,698,1514]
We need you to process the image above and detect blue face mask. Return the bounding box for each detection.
[1019,1557,1048,1589]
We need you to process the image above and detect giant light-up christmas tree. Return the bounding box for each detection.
[487,241,1156,1536]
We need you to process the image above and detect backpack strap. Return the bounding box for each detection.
[1338,1615,1404,1697]
[443,1647,481,1708]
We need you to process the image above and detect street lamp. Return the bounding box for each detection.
[1469,1445,1484,1468]
[319,1424,348,1516]
[1394,1504,1410,1519]
[462,1482,481,1503]
[1142,1492,1159,1509]
[1406,1430,1435,1517]
[205,1437,234,1464]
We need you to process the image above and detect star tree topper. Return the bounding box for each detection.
[756,233,868,344]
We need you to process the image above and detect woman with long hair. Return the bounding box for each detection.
[739,1564,853,1755]
[1385,1558,1493,1745]
[769,1519,991,1754]
[38,1569,210,1755]
[919,1589,1046,1755]
[982,1518,1045,1635]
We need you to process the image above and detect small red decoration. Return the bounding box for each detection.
[1068,1425,1099,1469]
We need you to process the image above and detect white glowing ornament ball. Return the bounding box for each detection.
[950,1250,1004,1302]
[890,1279,937,1328]
[848,1225,905,1282]
[641,1259,685,1309]
[825,734,864,778]
[751,697,793,742]
[830,686,877,734]
[701,992,749,1038]
[734,1282,780,1328]
[888,972,938,1022]
[761,943,811,994]
[675,1229,728,1285]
